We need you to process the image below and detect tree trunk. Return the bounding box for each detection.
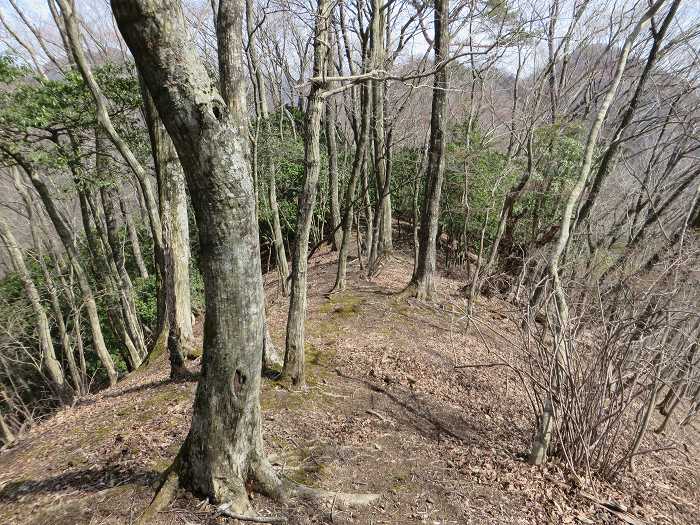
[370,0,391,260]
[325,98,342,251]
[245,0,269,118]
[113,0,276,508]
[332,82,371,292]
[529,0,668,465]
[13,170,83,395]
[405,0,449,300]
[0,412,15,446]
[141,79,194,377]
[16,159,118,386]
[0,215,72,403]
[97,129,148,369]
[283,0,331,387]
[120,194,150,279]
[57,0,165,295]
[268,158,290,295]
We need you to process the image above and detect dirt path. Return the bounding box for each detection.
[0,250,698,524]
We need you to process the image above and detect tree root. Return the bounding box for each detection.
[286,481,380,508]
[136,453,379,524]
[217,503,288,523]
[135,459,181,525]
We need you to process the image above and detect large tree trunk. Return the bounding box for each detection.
[141,79,194,377]
[283,0,331,387]
[114,2,376,517]
[113,0,274,509]
[405,0,449,301]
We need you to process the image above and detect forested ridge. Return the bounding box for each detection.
[0,0,698,523]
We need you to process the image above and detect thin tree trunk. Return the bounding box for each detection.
[120,194,150,279]
[529,0,668,466]
[370,0,391,260]
[325,97,342,251]
[332,82,371,292]
[0,215,72,403]
[405,0,449,300]
[15,159,118,386]
[245,0,268,118]
[268,158,290,295]
[283,0,331,387]
[13,170,82,394]
[0,412,15,446]
[56,0,165,291]
[141,79,193,376]
[97,129,147,369]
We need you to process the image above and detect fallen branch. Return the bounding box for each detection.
[579,491,648,525]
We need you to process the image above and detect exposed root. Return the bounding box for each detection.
[136,452,378,524]
[285,480,380,508]
[253,457,380,510]
[263,326,284,370]
[135,458,181,525]
[396,280,433,301]
[217,503,288,523]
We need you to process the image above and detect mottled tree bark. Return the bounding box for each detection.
[283,0,331,387]
[114,1,377,517]
[113,0,273,509]
[141,79,193,377]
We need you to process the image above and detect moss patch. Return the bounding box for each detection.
[319,291,364,318]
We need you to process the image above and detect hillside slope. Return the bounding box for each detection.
[0,249,698,524]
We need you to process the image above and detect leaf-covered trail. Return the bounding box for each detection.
[0,249,697,524]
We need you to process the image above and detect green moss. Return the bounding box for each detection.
[187,345,203,359]
[135,328,167,374]
[319,291,364,318]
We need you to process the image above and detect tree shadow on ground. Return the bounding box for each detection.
[334,369,480,445]
[102,373,200,400]
[0,464,159,502]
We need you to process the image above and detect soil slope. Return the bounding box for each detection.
[0,249,698,524]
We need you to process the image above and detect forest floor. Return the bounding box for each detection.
[0,246,698,525]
